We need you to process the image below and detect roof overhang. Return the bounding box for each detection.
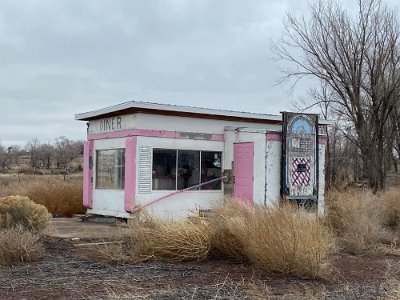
[75,101,333,125]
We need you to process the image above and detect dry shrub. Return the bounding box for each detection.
[27,182,84,217]
[209,200,335,278]
[326,189,394,254]
[246,204,334,278]
[208,200,249,259]
[131,216,212,262]
[0,225,44,264]
[0,195,51,230]
[381,188,400,230]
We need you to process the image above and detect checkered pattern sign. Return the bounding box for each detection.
[291,157,311,187]
[292,138,312,152]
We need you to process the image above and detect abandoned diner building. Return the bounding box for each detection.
[75,101,331,219]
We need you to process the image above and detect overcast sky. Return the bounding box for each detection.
[1,0,398,146]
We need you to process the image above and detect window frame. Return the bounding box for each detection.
[151,148,223,192]
[94,148,126,190]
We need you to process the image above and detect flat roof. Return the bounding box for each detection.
[75,100,333,125]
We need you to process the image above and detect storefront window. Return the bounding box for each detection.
[152,148,222,191]
[95,149,125,189]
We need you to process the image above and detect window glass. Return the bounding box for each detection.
[151,148,222,191]
[152,149,176,190]
[95,149,125,189]
[177,150,200,190]
[201,151,222,190]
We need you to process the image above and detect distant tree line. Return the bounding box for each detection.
[0,137,84,172]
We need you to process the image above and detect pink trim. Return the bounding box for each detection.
[88,129,224,142]
[83,141,94,209]
[266,132,282,142]
[319,137,327,145]
[211,134,225,142]
[124,137,137,212]
[89,129,136,140]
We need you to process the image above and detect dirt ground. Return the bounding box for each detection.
[1,235,400,300]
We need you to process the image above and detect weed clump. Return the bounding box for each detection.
[131,216,212,262]
[0,225,44,264]
[209,200,335,278]
[0,195,51,230]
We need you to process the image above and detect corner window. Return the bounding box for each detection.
[152,148,222,191]
[95,149,125,189]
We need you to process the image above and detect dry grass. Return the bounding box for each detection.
[209,200,335,278]
[123,200,335,277]
[79,240,132,264]
[326,189,396,254]
[384,279,400,300]
[245,204,335,278]
[0,225,44,264]
[106,290,151,300]
[130,216,212,262]
[0,195,51,230]
[27,182,84,217]
[0,174,84,217]
[246,278,329,300]
[381,188,400,230]
[81,218,212,264]
[105,276,246,300]
[208,200,249,259]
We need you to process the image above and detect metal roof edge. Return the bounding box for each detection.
[75,100,334,125]
[75,100,282,122]
[75,101,133,120]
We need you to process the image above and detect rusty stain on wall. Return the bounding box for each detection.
[178,132,213,140]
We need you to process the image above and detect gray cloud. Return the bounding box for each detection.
[1,0,398,146]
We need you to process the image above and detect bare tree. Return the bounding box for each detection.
[25,138,41,168]
[275,0,400,192]
[54,137,83,170]
[0,144,8,170]
[54,136,71,169]
[6,145,22,166]
[38,143,55,169]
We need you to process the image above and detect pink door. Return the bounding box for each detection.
[233,143,254,204]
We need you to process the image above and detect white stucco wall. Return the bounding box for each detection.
[318,142,326,215]
[88,115,136,134]
[265,139,282,206]
[134,113,281,134]
[88,113,281,135]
